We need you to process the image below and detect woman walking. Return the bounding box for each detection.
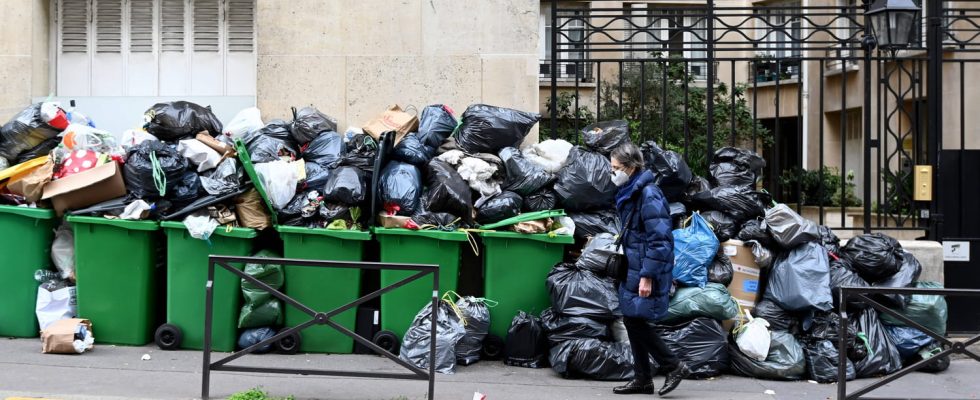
[609,143,690,396]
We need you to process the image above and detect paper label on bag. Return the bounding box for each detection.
[724,245,738,256]
[743,280,759,294]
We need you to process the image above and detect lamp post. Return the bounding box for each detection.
[858,0,921,233]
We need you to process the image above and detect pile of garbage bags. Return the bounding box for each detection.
[398,295,493,374]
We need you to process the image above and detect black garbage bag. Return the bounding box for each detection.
[500,147,555,196]
[764,242,833,312]
[424,159,473,221]
[871,251,922,309]
[392,133,434,166]
[399,300,466,374]
[455,296,492,366]
[322,166,368,205]
[124,140,188,200]
[708,254,734,286]
[523,188,558,212]
[417,104,458,149]
[641,141,693,202]
[753,299,802,333]
[170,170,203,209]
[302,130,344,168]
[504,311,549,368]
[804,339,857,383]
[737,219,776,248]
[456,104,540,154]
[319,203,352,223]
[569,209,622,241]
[747,240,775,270]
[549,338,634,380]
[14,136,61,164]
[303,161,331,191]
[841,233,904,283]
[539,308,609,345]
[818,225,842,255]
[829,257,871,311]
[546,263,621,321]
[279,190,321,224]
[379,161,422,215]
[658,318,730,379]
[702,210,739,242]
[729,330,806,380]
[763,204,820,248]
[412,212,462,229]
[709,147,766,188]
[475,191,522,224]
[555,147,617,212]
[685,176,713,203]
[0,103,61,164]
[243,120,299,163]
[339,134,378,173]
[851,308,903,378]
[582,120,630,156]
[691,186,770,223]
[143,101,223,141]
[576,233,619,274]
[237,327,277,354]
[290,106,337,145]
[200,158,242,196]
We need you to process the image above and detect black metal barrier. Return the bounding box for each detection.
[837,286,980,399]
[201,255,439,400]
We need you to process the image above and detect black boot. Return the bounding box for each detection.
[658,362,691,396]
[613,379,655,395]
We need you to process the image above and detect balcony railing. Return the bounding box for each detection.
[749,58,801,83]
[540,60,595,83]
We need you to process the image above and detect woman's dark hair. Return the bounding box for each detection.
[611,143,645,171]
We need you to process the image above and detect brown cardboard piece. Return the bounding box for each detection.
[719,239,762,331]
[362,105,419,144]
[377,212,412,228]
[234,189,270,230]
[41,318,93,354]
[41,161,127,216]
[196,132,236,159]
[6,161,54,203]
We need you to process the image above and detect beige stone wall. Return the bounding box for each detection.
[255,0,541,142]
[0,0,50,122]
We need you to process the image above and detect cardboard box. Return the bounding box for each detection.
[719,240,762,331]
[377,213,412,228]
[41,161,126,216]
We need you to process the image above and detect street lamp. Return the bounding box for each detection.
[865,0,922,51]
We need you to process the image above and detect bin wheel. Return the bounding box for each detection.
[481,334,505,360]
[155,324,183,351]
[275,329,301,355]
[372,331,400,355]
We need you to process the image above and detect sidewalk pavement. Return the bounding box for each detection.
[1,338,978,400]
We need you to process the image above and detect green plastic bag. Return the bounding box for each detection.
[663,282,739,323]
[238,250,285,329]
[880,281,948,336]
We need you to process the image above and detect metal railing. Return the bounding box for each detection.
[836,286,980,399]
[201,255,440,400]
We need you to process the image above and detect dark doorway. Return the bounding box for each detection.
[760,117,803,202]
[941,150,980,333]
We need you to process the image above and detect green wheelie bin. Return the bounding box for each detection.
[372,227,468,351]
[279,227,371,354]
[0,206,58,338]
[67,216,160,345]
[157,221,257,352]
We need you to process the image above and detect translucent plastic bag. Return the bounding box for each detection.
[524,139,573,174]
[223,107,264,139]
[255,160,301,210]
[735,311,771,362]
[177,139,222,172]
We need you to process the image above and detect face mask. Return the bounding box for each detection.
[611,170,630,187]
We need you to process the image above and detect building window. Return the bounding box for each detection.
[624,4,708,81]
[540,2,592,83]
[54,0,256,97]
[753,1,801,82]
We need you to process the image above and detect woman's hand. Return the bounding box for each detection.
[639,277,652,298]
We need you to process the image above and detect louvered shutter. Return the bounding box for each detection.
[57,0,91,95]
[226,0,253,53]
[160,0,185,52]
[130,0,154,53]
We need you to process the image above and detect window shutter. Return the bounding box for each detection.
[193,0,221,52]
[60,0,90,54]
[95,0,123,53]
[130,0,154,53]
[161,0,185,52]
[225,0,254,52]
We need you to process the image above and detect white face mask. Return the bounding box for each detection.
[611,170,630,187]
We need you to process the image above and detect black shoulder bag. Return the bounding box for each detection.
[604,197,641,283]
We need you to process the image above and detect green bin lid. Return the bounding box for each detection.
[65,215,159,231]
[277,225,371,241]
[0,205,57,219]
[372,227,469,242]
[479,230,575,244]
[161,220,258,239]
[234,138,280,226]
[478,209,568,230]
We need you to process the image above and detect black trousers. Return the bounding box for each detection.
[623,316,680,381]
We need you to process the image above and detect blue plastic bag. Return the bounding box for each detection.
[671,212,718,288]
[884,325,936,360]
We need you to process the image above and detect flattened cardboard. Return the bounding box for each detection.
[362,105,419,145]
[41,161,126,216]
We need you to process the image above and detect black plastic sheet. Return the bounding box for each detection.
[504,311,549,369]
[379,161,422,216]
[500,147,555,196]
[555,147,617,212]
[547,263,621,321]
[456,104,540,154]
[143,101,223,141]
[303,131,344,169]
[290,106,337,145]
[475,191,522,224]
[841,233,904,283]
[582,120,631,155]
[424,159,473,221]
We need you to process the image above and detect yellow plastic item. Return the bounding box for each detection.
[0,156,50,183]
